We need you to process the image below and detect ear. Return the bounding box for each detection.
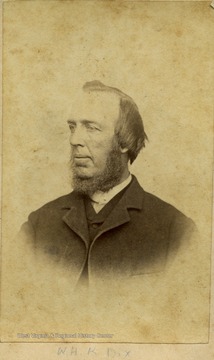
[120,146,129,154]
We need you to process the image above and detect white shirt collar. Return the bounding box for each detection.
[90,174,132,213]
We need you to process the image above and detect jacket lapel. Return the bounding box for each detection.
[62,192,89,247]
[62,176,144,245]
[93,176,144,241]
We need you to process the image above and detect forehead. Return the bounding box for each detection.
[68,91,120,125]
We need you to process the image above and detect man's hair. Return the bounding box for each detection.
[83,80,148,164]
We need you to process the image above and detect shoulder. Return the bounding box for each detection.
[34,192,75,210]
[131,176,195,229]
[27,192,76,225]
[144,190,188,218]
[131,178,197,252]
[145,190,195,231]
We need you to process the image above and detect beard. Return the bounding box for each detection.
[70,141,124,195]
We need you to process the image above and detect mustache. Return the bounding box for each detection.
[70,150,93,161]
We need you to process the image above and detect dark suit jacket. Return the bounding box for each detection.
[20,176,195,286]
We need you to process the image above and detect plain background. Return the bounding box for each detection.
[1,0,214,357]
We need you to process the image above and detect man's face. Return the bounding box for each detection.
[68,92,122,182]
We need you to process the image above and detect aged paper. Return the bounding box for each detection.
[1,0,214,357]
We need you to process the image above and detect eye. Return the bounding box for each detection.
[68,123,76,132]
[85,123,101,131]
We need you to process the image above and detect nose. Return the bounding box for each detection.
[69,126,85,147]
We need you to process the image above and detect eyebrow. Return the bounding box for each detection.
[67,119,101,126]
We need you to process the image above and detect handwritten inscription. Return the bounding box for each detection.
[57,347,131,358]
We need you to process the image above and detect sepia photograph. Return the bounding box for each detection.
[1,0,213,350]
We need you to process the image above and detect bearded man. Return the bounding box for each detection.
[19,80,196,288]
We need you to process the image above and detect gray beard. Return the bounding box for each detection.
[70,146,124,195]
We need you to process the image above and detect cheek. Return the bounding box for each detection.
[88,135,113,152]
[95,140,113,157]
[87,132,116,163]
